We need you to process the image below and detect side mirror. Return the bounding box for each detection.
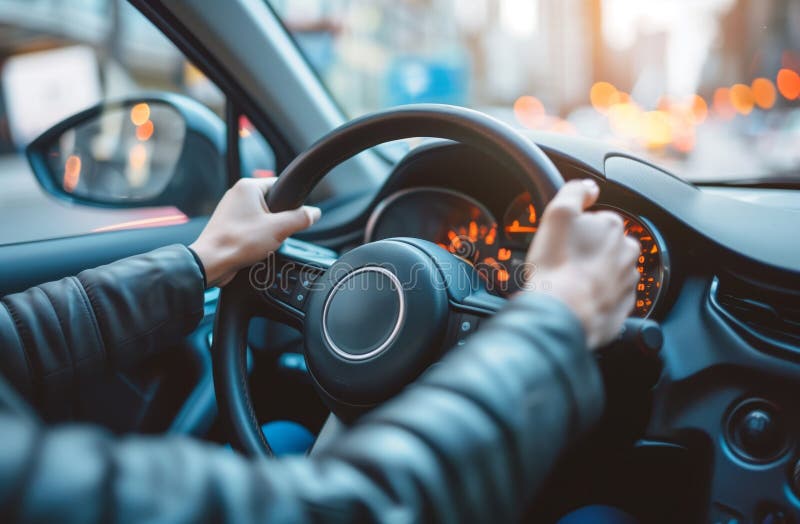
[26,93,226,216]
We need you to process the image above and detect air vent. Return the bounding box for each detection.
[710,275,800,353]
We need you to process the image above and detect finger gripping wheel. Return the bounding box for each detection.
[213,104,565,456]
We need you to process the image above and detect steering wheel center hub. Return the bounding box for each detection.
[303,240,450,416]
[322,267,405,360]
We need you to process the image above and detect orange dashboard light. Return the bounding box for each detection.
[468,221,478,242]
[485,227,497,246]
[497,269,510,283]
[650,244,658,254]
[528,204,537,223]
[505,221,538,234]
[498,248,512,261]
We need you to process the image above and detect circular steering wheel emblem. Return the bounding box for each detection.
[322,266,406,361]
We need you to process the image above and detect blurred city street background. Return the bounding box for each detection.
[0,0,798,244]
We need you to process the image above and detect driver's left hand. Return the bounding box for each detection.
[190,178,321,287]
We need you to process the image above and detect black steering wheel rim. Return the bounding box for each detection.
[212,104,565,457]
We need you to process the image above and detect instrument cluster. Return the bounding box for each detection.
[365,187,669,317]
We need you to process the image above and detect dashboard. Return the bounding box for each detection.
[303,132,800,522]
[365,186,668,318]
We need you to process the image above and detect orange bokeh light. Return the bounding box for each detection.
[673,128,696,153]
[729,84,754,115]
[513,95,546,128]
[713,87,736,120]
[689,94,708,124]
[590,81,619,114]
[777,68,800,100]
[136,120,154,141]
[549,118,577,135]
[63,154,81,192]
[130,103,150,126]
[751,78,777,109]
[129,144,148,170]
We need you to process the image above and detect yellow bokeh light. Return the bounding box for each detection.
[641,111,672,149]
[608,102,643,139]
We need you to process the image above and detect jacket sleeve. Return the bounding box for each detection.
[0,245,206,420]
[0,293,605,524]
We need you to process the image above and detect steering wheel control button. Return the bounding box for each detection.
[726,399,789,463]
[323,267,405,360]
[448,313,480,347]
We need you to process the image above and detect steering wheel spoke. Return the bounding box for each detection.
[443,288,506,348]
[253,238,337,327]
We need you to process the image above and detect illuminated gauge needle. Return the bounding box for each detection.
[505,220,538,233]
[485,226,497,246]
[468,221,478,242]
[528,204,537,223]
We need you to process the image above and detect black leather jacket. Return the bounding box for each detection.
[0,244,604,523]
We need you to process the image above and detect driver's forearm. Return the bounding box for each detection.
[0,293,603,523]
[306,292,605,522]
[0,245,205,419]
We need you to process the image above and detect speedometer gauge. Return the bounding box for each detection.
[595,206,669,318]
[365,188,514,295]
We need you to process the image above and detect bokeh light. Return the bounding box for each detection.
[729,84,754,115]
[136,120,154,141]
[62,155,81,193]
[129,103,151,126]
[751,78,777,109]
[713,87,736,120]
[513,95,546,128]
[776,69,800,100]
[590,82,619,114]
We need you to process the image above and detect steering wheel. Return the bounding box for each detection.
[212,104,564,457]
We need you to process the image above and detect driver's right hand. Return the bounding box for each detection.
[524,179,640,349]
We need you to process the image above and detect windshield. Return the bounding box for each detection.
[269,0,800,183]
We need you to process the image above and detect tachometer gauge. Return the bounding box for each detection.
[595,206,669,318]
[503,192,540,245]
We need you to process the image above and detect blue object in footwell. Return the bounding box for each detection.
[261,421,315,456]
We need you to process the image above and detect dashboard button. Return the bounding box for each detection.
[726,399,788,463]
